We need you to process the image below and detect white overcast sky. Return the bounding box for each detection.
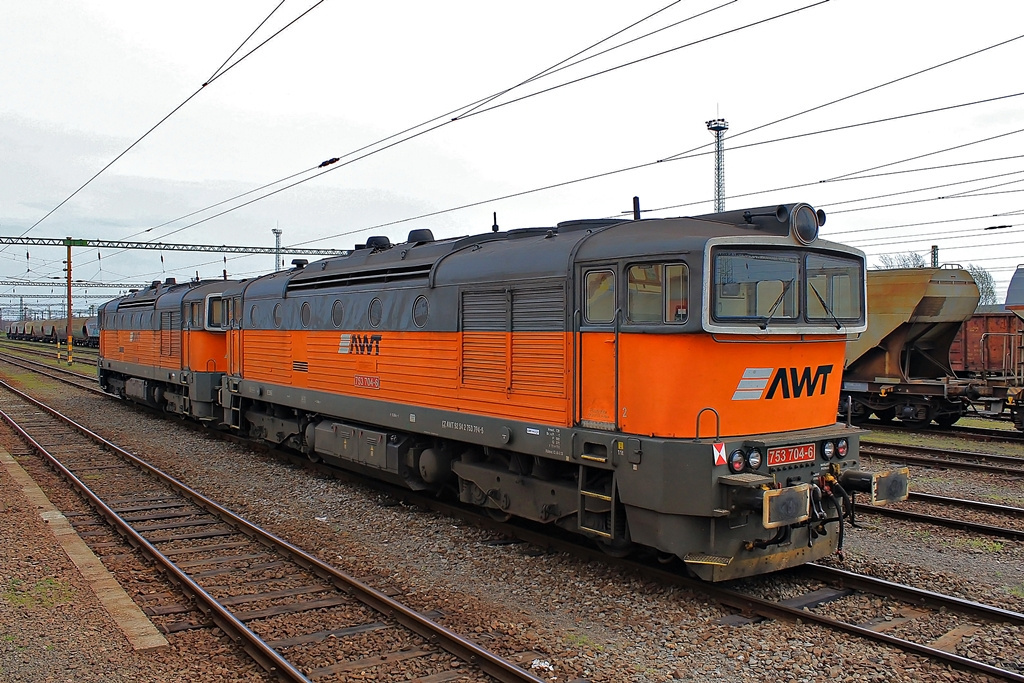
[1,0,1023,315]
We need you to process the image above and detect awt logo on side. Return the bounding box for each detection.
[338,333,382,355]
[732,365,833,400]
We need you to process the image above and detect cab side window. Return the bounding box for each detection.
[627,264,662,323]
[206,297,224,329]
[626,263,688,324]
[585,270,615,323]
[665,264,689,322]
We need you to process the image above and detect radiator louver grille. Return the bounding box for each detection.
[287,263,432,292]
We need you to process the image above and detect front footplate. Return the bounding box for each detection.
[720,473,811,528]
[840,467,910,505]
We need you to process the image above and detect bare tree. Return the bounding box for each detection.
[966,263,998,306]
[875,252,927,269]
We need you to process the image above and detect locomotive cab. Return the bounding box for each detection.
[571,203,906,579]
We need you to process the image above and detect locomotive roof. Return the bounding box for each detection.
[235,203,832,295]
[96,203,843,306]
[100,278,233,313]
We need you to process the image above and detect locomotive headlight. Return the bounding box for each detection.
[729,449,746,473]
[837,439,849,458]
[792,204,821,244]
[822,441,835,459]
[746,448,763,469]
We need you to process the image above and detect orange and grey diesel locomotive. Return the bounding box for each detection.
[98,203,908,581]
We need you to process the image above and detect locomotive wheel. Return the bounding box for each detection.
[596,538,634,558]
[486,508,511,522]
[874,407,897,423]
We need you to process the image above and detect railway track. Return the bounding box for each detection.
[861,491,1024,541]
[0,338,99,366]
[861,441,1024,475]
[434,502,1024,680]
[280,459,1024,680]
[6,353,1024,679]
[0,351,101,393]
[863,419,1023,443]
[0,378,546,683]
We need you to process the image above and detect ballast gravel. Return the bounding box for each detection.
[2,380,1020,682]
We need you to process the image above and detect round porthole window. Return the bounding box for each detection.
[250,304,258,327]
[273,303,283,328]
[300,302,311,328]
[412,295,429,328]
[332,300,344,327]
[368,298,383,328]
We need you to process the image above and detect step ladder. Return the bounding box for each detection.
[577,464,619,539]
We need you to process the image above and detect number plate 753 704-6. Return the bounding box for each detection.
[766,443,815,467]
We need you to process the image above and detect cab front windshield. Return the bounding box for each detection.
[712,249,863,327]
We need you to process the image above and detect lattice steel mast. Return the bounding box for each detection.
[272,228,283,272]
[706,118,729,212]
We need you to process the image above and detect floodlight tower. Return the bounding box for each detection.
[706,117,729,212]
[272,228,283,272]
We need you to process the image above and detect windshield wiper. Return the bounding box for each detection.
[810,282,843,330]
[760,279,794,331]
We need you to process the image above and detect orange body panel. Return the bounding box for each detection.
[614,333,845,438]
[101,330,181,370]
[579,333,616,427]
[242,330,571,426]
[227,328,243,376]
[184,330,227,372]
[235,328,844,438]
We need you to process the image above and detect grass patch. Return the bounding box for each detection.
[953,538,1004,553]
[2,577,76,608]
[563,632,603,651]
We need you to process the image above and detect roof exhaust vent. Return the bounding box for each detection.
[407,228,434,244]
[365,236,392,251]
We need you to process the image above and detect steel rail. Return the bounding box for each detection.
[861,504,1024,541]
[0,379,546,683]
[305,467,1024,682]
[10,355,1018,680]
[863,419,1023,442]
[0,382,312,682]
[800,563,1024,626]
[703,578,1024,683]
[910,491,1024,516]
[861,443,1024,475]
[0,353,103,394]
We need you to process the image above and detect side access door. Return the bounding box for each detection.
[576,266,619,430]
[227,295,243,376]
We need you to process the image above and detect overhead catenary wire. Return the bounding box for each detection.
[656,31,1024,164]
[281,92,1024,247]
[114,0,761,247]
[64,110,1024,285]
[644,153,1024,216]
[14,0,328,243]
[103,22,1024,265]
[37,17,1024,292]
[455,0,706,120]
